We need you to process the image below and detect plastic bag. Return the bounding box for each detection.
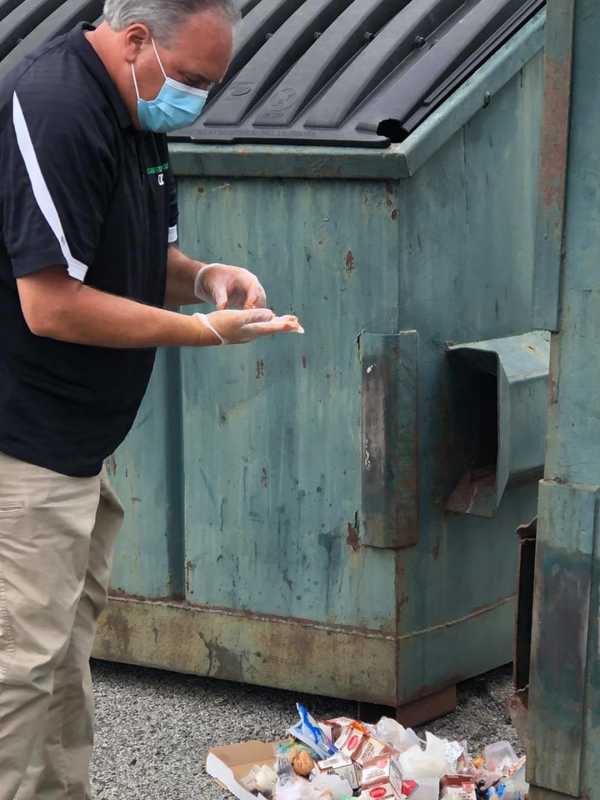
[240,764,278,797]
[493,760,529,800]
[275,779,314,800]
[289,704,337,760]
[310,772,353,799]
[483,742,519,774]
[398,733,456,779]
[375,717,420,754]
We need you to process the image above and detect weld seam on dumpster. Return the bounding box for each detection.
[103,596,398,641]
[101,592,514,642]
[396,595,515,642]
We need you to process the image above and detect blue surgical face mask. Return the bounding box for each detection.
[132,39,209,133]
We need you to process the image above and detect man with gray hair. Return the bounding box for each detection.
[0,0,302,797]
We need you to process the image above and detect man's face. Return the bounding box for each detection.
[132,8,234,100]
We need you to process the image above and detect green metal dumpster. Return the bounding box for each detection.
[0,0,550,720]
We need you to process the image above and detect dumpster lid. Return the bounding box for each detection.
[177,0,544,148]
[0,0,543,148]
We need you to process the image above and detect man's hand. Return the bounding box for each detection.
[196,309,304,345]
[195,263,267,310]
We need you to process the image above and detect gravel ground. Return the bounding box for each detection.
[91,660,520,800]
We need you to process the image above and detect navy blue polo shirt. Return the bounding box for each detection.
[0,24,178,477]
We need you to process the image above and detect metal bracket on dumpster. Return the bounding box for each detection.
[359,331,419,549]
[446,331,550,517]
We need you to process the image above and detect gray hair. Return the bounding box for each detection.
[103,0,239,43]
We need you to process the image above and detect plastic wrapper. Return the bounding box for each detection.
[399,733,457,780]
[409,777,441,800]
[316,753,360,791]
[241,764,278,797]
[289,704,337,760]
[375,718,421,755]
[490,761,529,800]
[483,743,518,775]
[441,775,477,800]
[275,779,315,800]
[309,772,353,799]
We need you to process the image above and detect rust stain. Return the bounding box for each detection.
[347,521,360,551]
[345,250,355,273]
[256,359,265,379]
[301,355,307,369]
[391,209,399,220]
[540,55,572,212]
[105,594,398,640]
[197,184,205,193]
[261,467,268,489]
[384,180,395,208]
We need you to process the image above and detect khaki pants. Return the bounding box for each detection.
[0,452,124,800]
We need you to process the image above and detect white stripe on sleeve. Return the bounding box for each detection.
[12,91,88,281]
[168,225,178,244]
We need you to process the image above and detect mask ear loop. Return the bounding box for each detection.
[131,38,167,100]
[151,38,168,81]
[130,63,142,100]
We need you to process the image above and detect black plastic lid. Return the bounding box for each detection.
[179,0,544,147]
[0,0,544,147]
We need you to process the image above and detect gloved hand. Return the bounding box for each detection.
[194,263,267,309]
[194,308,304,345]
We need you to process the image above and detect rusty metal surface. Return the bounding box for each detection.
[94,597,398,706]
[532,0,575,331]
[528,3,600,795]
[395,686,458,729]
[106,28,545,710]
[360,331,419,549]
[528,482,595,796]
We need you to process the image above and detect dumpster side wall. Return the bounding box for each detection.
[104,46,544,704]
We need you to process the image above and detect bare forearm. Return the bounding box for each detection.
[165,245,203,306]
[19,272,219,348]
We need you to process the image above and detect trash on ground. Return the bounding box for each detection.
[206,704,528,800]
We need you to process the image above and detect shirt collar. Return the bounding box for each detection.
[68,23,133,129]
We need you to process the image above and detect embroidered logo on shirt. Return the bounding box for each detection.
[146,162,169,186]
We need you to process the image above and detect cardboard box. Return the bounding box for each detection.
[206,740,278,800]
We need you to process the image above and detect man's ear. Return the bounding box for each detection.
[123,23,151,64]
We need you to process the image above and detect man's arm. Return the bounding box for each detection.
[17,267,301,348]
[165,246,267,309]
[164,246,204,306]
[18,266,217,347]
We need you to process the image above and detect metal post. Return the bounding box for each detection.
[529,1,600,798]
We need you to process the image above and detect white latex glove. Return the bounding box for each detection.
[194,263,267,309]
[194,308,304,345]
